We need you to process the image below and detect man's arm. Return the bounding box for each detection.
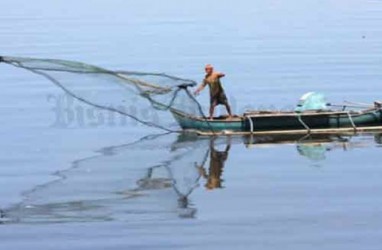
[216,72,225,78]
[194,80,207,95]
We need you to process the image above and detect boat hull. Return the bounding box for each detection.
[171,109,382,134]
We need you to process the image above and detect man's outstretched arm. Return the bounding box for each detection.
[216,72,225,78]
[194,81,207,95]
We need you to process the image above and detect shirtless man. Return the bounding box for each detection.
[194,64,232,119]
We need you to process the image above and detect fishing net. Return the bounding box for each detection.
[1,133,213,223]
[0,56,207,132]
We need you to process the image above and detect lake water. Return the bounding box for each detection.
[1,0,382,249]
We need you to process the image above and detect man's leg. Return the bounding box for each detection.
[209,101,217,120]
[219,93,232,119]
[225,103,233,118]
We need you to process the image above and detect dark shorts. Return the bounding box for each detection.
[211,92,228,106]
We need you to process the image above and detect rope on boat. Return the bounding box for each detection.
[297,114,311,134]
[374,101,382,110]
[245,115,255,134]
[344,100,373,107]
[346,111,357,132]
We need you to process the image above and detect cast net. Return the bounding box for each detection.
[0,56,207,132]
[1,133,212,223]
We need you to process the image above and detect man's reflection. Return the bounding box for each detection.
[199,137,231,190]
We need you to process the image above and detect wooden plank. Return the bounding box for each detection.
[244,110,365,117]
[191,126,382,136]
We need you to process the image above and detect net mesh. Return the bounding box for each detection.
[0,56,207,132]
[1,133,212,223]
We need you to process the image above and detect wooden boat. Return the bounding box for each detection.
[171,105,382,135]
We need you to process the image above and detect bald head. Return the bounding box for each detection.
[205,64,214,75]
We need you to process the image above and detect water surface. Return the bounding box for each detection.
[1,0,382,249]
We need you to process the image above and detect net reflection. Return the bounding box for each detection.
[1,133,381,224]
[1,133,210,223]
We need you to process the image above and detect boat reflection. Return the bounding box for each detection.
[1,133,381,223]
[374,133,382,145]
[245,133,382,160]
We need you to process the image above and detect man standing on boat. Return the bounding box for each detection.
[194,64,232,120]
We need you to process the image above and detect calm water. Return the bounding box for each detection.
[1,0,382,249]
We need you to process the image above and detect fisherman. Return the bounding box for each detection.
[194,64,232,120]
